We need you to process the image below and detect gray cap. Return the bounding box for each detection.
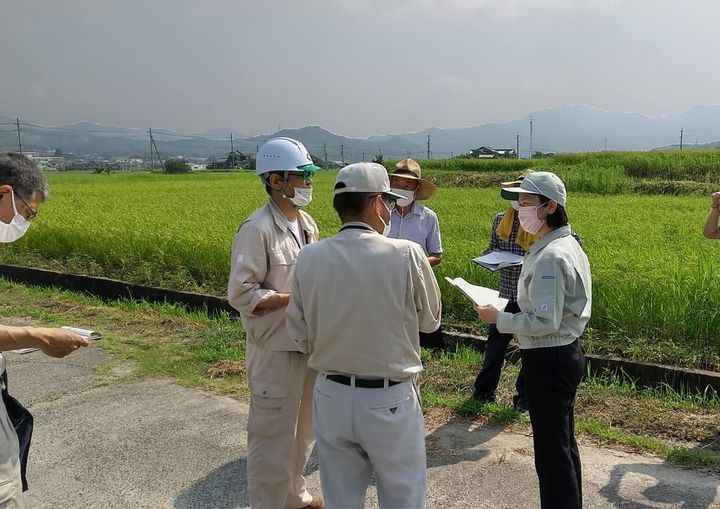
[334,162,404,200]
[500,171,567,207]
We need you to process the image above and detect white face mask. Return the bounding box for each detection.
[0,190,31,243]
[282,179,313,208]
[288,186,313,207]
[378,198,392,236]
[391,188,415,208]
[510,200,520,211]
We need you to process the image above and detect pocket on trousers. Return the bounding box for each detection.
[247,382,290,436]
[370,395,412,418]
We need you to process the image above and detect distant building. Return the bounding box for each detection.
[25,153,65,169]
[468,146,517,159]
[206,150,250,169]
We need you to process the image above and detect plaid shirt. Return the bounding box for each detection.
[484,212,526,302]
[484,212,585,302]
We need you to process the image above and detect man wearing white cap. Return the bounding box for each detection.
[228,137,323,509]
[286,162,441,509]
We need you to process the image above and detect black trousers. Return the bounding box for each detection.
[420,325,444,350]
[522,339,584,509]
[473,301,526,404]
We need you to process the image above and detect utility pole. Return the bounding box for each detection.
[323,142,328,167]
[149,128,154,170]
[230,132,235,167]
[604,137,608,151]
[529,114,534,158]
[516,134,520,159]
[362,152,365,162]
[340,142,345,165]
[426,134,431,160]
[406,149,410,158]
[149,128,164,171]
[15,118,22,154]
[680,128,684,150]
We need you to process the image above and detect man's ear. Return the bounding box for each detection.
[0,185,11,201]
[267,174,282,191]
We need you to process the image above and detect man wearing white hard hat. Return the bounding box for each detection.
[228,138,323,509]
[286,162,441,508]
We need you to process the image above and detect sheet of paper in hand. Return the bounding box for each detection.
[472,251,524,272]
[445,277,509,310]
[60,326,104,340]
[12,327,103,354]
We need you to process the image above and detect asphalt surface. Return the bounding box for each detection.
[3,345,720,508]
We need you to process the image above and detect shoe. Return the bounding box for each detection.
[300,495,325,509]
[471,391,496,404]
[512,397,529,414]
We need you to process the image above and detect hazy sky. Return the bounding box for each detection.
[1,0,718,137]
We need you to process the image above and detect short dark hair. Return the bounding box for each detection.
[0,152,49,200]
[539,195,568,228]
[332,188,376,221]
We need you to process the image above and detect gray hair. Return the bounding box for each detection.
[0,152,49,201]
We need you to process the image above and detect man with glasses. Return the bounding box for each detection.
[286,162,441,508]
[0,152,89,507]
[228,138,323,509]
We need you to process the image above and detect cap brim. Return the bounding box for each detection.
[297,163,322,172]
[385,190,406,201]
[500,186,543,201]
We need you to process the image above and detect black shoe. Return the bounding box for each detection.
[512,396,529,414]
[472,391,496,404]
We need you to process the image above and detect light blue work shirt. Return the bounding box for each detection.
[389,201,443,255]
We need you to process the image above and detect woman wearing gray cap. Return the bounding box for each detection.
[474,171,591,509]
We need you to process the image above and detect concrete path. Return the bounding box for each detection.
[4,346,719,508]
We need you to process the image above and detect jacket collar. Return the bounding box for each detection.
[267,199,311,234]
[529,225,571,254]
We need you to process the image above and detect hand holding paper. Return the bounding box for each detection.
[444,277,509,310]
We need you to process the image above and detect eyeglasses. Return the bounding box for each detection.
[287,170,313,186]
[15,193,37,220]
[369,194,397,210]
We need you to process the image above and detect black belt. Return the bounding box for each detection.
[326,374,402,389]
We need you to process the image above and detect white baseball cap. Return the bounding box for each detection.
[255,137,321,176]
[500,171,567,207]
[334,162,405,200]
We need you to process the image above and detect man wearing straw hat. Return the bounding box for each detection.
[388,158,445,350]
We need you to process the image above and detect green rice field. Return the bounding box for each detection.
[2,152,720,369]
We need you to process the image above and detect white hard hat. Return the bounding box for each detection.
[255,137,320,176]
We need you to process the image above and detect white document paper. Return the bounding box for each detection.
[472,251,524,272]
[445,277,509,310]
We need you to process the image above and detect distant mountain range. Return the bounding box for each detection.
[2,104,719,160]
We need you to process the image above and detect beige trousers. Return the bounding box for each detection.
[246,344,317,509]
[0,392,23,509]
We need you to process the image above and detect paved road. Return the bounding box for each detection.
[4,346,719,508]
